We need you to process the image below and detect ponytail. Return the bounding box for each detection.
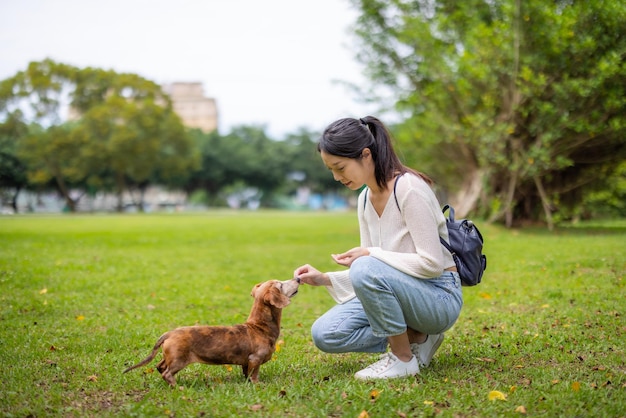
[359,116,432,188]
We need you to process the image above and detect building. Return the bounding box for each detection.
[163,82,218,133]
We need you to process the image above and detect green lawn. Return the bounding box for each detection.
[1,212,624,417]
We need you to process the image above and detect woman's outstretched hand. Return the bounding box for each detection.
[331,247,370,267]
[293,264,330,286]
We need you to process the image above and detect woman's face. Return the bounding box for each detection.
[320,149,373,190]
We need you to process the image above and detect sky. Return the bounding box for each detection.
[0,0,378,138]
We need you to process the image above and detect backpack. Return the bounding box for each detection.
[363,178,487,286]
[439,204,487,286]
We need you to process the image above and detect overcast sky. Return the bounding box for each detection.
[0,0,378,138]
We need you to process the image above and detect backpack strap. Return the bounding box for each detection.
[363,187,368,209]
[442,204,456,222]
[364,175,401,210]
[392,175,400,210]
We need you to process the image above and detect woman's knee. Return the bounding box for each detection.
[311,317,340,353]
[350,256,378,290]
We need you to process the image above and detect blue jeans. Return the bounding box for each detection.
[311,256,463,353]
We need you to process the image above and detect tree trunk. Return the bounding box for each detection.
[115,173,126,212]
[533,175,554,231]
[52,168,77,212]
[450,168,484,218]
[9,186,21,213]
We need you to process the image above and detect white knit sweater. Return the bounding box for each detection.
[325,172,456,304]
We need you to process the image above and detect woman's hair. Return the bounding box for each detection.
[318,116,432,190]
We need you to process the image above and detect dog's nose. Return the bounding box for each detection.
[294,276,301,284]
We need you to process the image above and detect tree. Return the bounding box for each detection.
[281,128,345,193]
[0,112,29,212]
[76,93,198,211]
[0,60,86,210]
[0,59,198,212]
[19,122,93,211]
[188,125,296,206]
[350,0,626,227]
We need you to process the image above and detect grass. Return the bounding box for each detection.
[0,211,624,417]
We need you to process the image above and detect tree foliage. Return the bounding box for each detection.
[0,59,198,211]
[0,111,29,212]
[350,0,626,226]
[0,60,338,213]
[186,126,341,207]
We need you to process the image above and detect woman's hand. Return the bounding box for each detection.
[293,264,331,286]
[331,247,370,267]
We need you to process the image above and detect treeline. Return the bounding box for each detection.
[0,60,340,213]
[3,0,626,228]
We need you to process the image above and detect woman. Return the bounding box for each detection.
[294,116,462,379]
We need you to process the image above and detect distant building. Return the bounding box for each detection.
[163,82,218,133]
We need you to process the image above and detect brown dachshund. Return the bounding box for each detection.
[123,279,299,385]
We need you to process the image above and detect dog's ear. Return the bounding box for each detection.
[265,286,290,308]
[251,283,262,297]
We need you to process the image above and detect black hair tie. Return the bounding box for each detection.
[359,118,367,126]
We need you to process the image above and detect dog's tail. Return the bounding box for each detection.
[123,332,169,373]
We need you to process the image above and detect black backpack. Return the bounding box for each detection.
[363,179,487,286]
[439,204,487,286]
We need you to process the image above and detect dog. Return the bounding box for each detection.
[123,278,299,385]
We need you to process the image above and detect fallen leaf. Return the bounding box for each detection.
[479,292,492,299]
[423,400,434,406]
[249,404,263,411]
[571,381,581,391]
[76,315,85,321]
[87,375,97,382]
[39,288,48,294]
[488,390,507,401]
[515,405,527,414]
[370,389,381,400]
[358,411,369,418]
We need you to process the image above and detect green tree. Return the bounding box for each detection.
[19,122,93,211]
[0,59,198,212]
[188,125,292,206]
[76,93,197,211]
[350,0,626,227]
[281,128,344,194]
[0,60,86,210]
[0,112,29,212]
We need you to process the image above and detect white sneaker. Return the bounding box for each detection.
[410,334,444,367]
[354,353,419,380]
